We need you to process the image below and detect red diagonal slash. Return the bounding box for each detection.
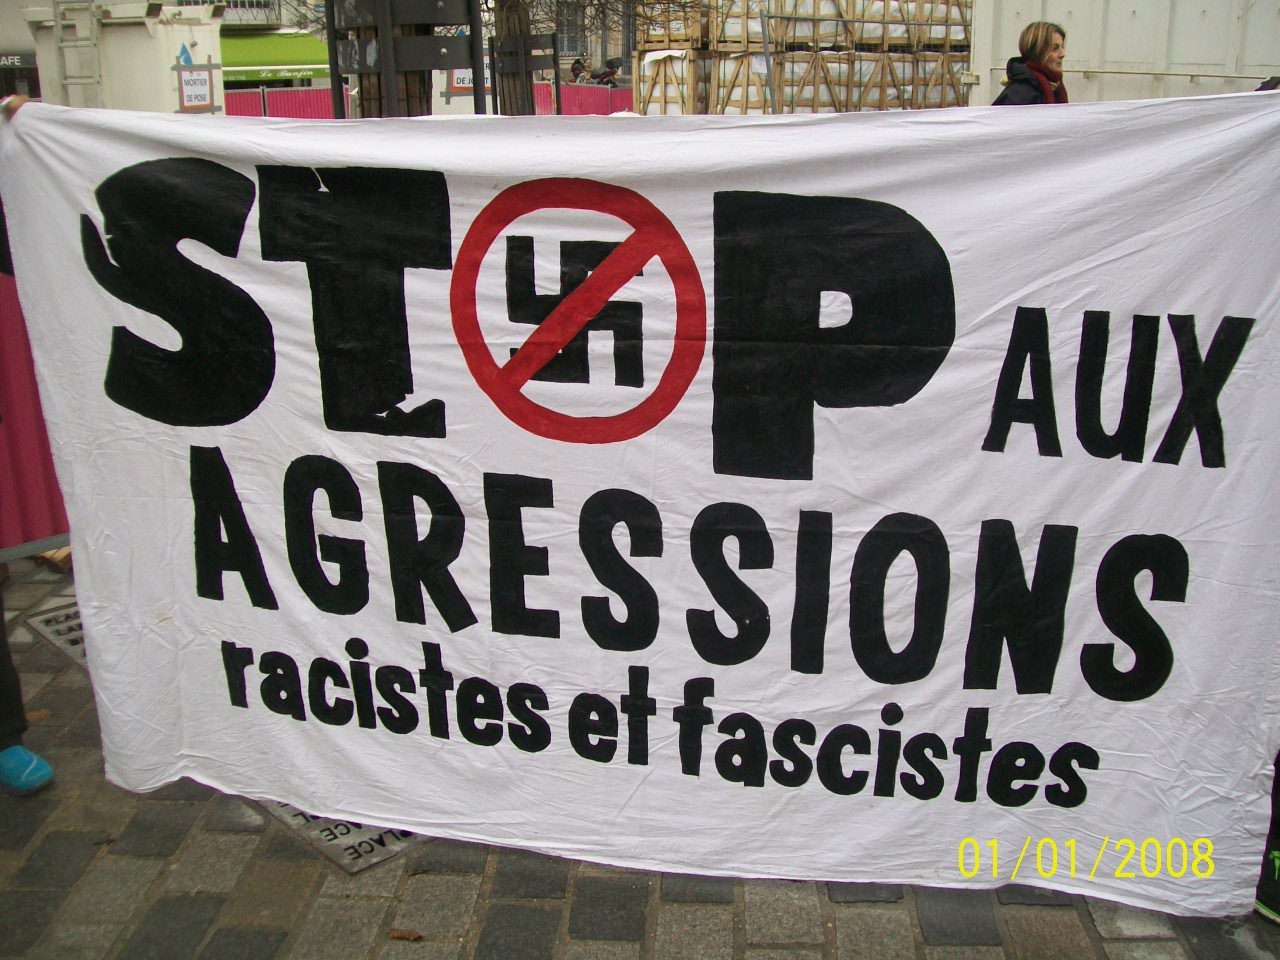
[501,225,659,388]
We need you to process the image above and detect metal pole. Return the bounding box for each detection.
[375,0,399,116]
[759,8,774,114]
[324,0,345,118]
[468,0,486,113]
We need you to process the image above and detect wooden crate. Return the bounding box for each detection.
[773,50,854,112]
[709,0,767,52]
[849,49,913,109]
[637,0,706,50]
[912,1,971,50]
[710,52,771,112]
[914,50,969,106]
[847,0,913,48]
[633,49,710,114]
[768,0,858,51]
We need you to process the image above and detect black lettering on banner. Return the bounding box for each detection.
[899,732,947,800]
[791,511,832,675]
[507,683,552,752]
[687,502,773,665]
[378,462,477,632]
[1075,312,1158,462]
[579,489,662,652]
[769,718,816,787]
[985,740,1044,807]
[1045,742,1100,808]
[257,165,451,437]
[711,192,955,480]
[83,159,274,426]
[486,473,559,638]
[715,712,767,787]
[963,520,1078,694]
[850,513,949,684]
[816,723,870,796]
[309,657,354,725]
[221,641,255,707]
[374,665,419,734]
[284,456,369,615]
[417,642,455,738]
[569,692,618,762]
[951,707,993,802]
[259,651,305,720]
[1153,314,1254,467]
[1083,534,1188,702]
[620,666,657,765]
[674,678,715,776]
[191,446,278,609]
[457,676,504,746]
[346,638,377,729]
[983,306,1062,456]
[505,238,644,386]
[873,702,904,797]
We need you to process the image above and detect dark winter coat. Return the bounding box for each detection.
[993,58,1067,105]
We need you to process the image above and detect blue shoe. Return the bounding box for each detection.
[0,745,54,796]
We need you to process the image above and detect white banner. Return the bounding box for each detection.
[2,96,1279,915]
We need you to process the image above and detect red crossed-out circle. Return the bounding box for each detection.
[450,177,706,443]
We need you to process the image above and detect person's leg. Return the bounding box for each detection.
[0,589,53,795]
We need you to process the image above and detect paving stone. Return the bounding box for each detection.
[15,671,55,701]
[561,943,642,960]
[997,884,1074,906]
[490,848,572,899]
[37,745,103,789]
[661,873,734,903]
[924,948,1008,960]
[260,823,325,861]
[3,580,58,607]
[391,873,481,939]
[112,802,201,857]
[165,831,261,893]
[834,904,916,960]
[915,887,1002,946]
[58,704,102,748]
[23,923,124,960]
[1088,900,1178,939]
[744,951,823,960]
[24,680,92,724]
[12,830,109,890]
[203,795,269,834]
[148,776,216,802]
[474,903,562,960]
[744,880,825,945]
[290,898,389,960]
[198,926,289,960]
[828,882,904,903]
[322,858,405,898]
[114,893,225,960]
[14,642,69,676]
[45,778,139,833]
[221,858,322,927]
[406,837,490,874]
[0,792,56,850]
[1175,915,1277,960]
[655,903,733,960]
[1004,905,1095,960]
[0,888,64,956]
[1104,942,1191,960]
[380,944,463,960]
[570,875,649,941]
[57,855,164,923]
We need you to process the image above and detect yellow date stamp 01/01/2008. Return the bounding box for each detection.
[956,837,1215,882]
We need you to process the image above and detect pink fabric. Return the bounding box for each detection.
[0,273,69,553]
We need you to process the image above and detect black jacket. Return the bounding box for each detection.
[993,58,1044,105]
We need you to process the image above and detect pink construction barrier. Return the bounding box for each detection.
[224,89,266,117]
[536,82,632,115]
[225,88,340,119]
[0,273,69,557]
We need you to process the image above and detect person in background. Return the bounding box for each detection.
[993,21,1068,106]
[0,92,55,796]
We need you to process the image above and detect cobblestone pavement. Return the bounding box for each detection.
[2,557,1279,960]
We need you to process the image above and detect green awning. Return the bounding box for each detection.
[220,31,329,83]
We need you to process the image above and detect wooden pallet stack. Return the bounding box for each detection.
[633,0,971,114]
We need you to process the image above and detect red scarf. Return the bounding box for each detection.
[1026,61,1068,103]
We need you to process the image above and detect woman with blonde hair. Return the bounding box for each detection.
[993,21,1068,105]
